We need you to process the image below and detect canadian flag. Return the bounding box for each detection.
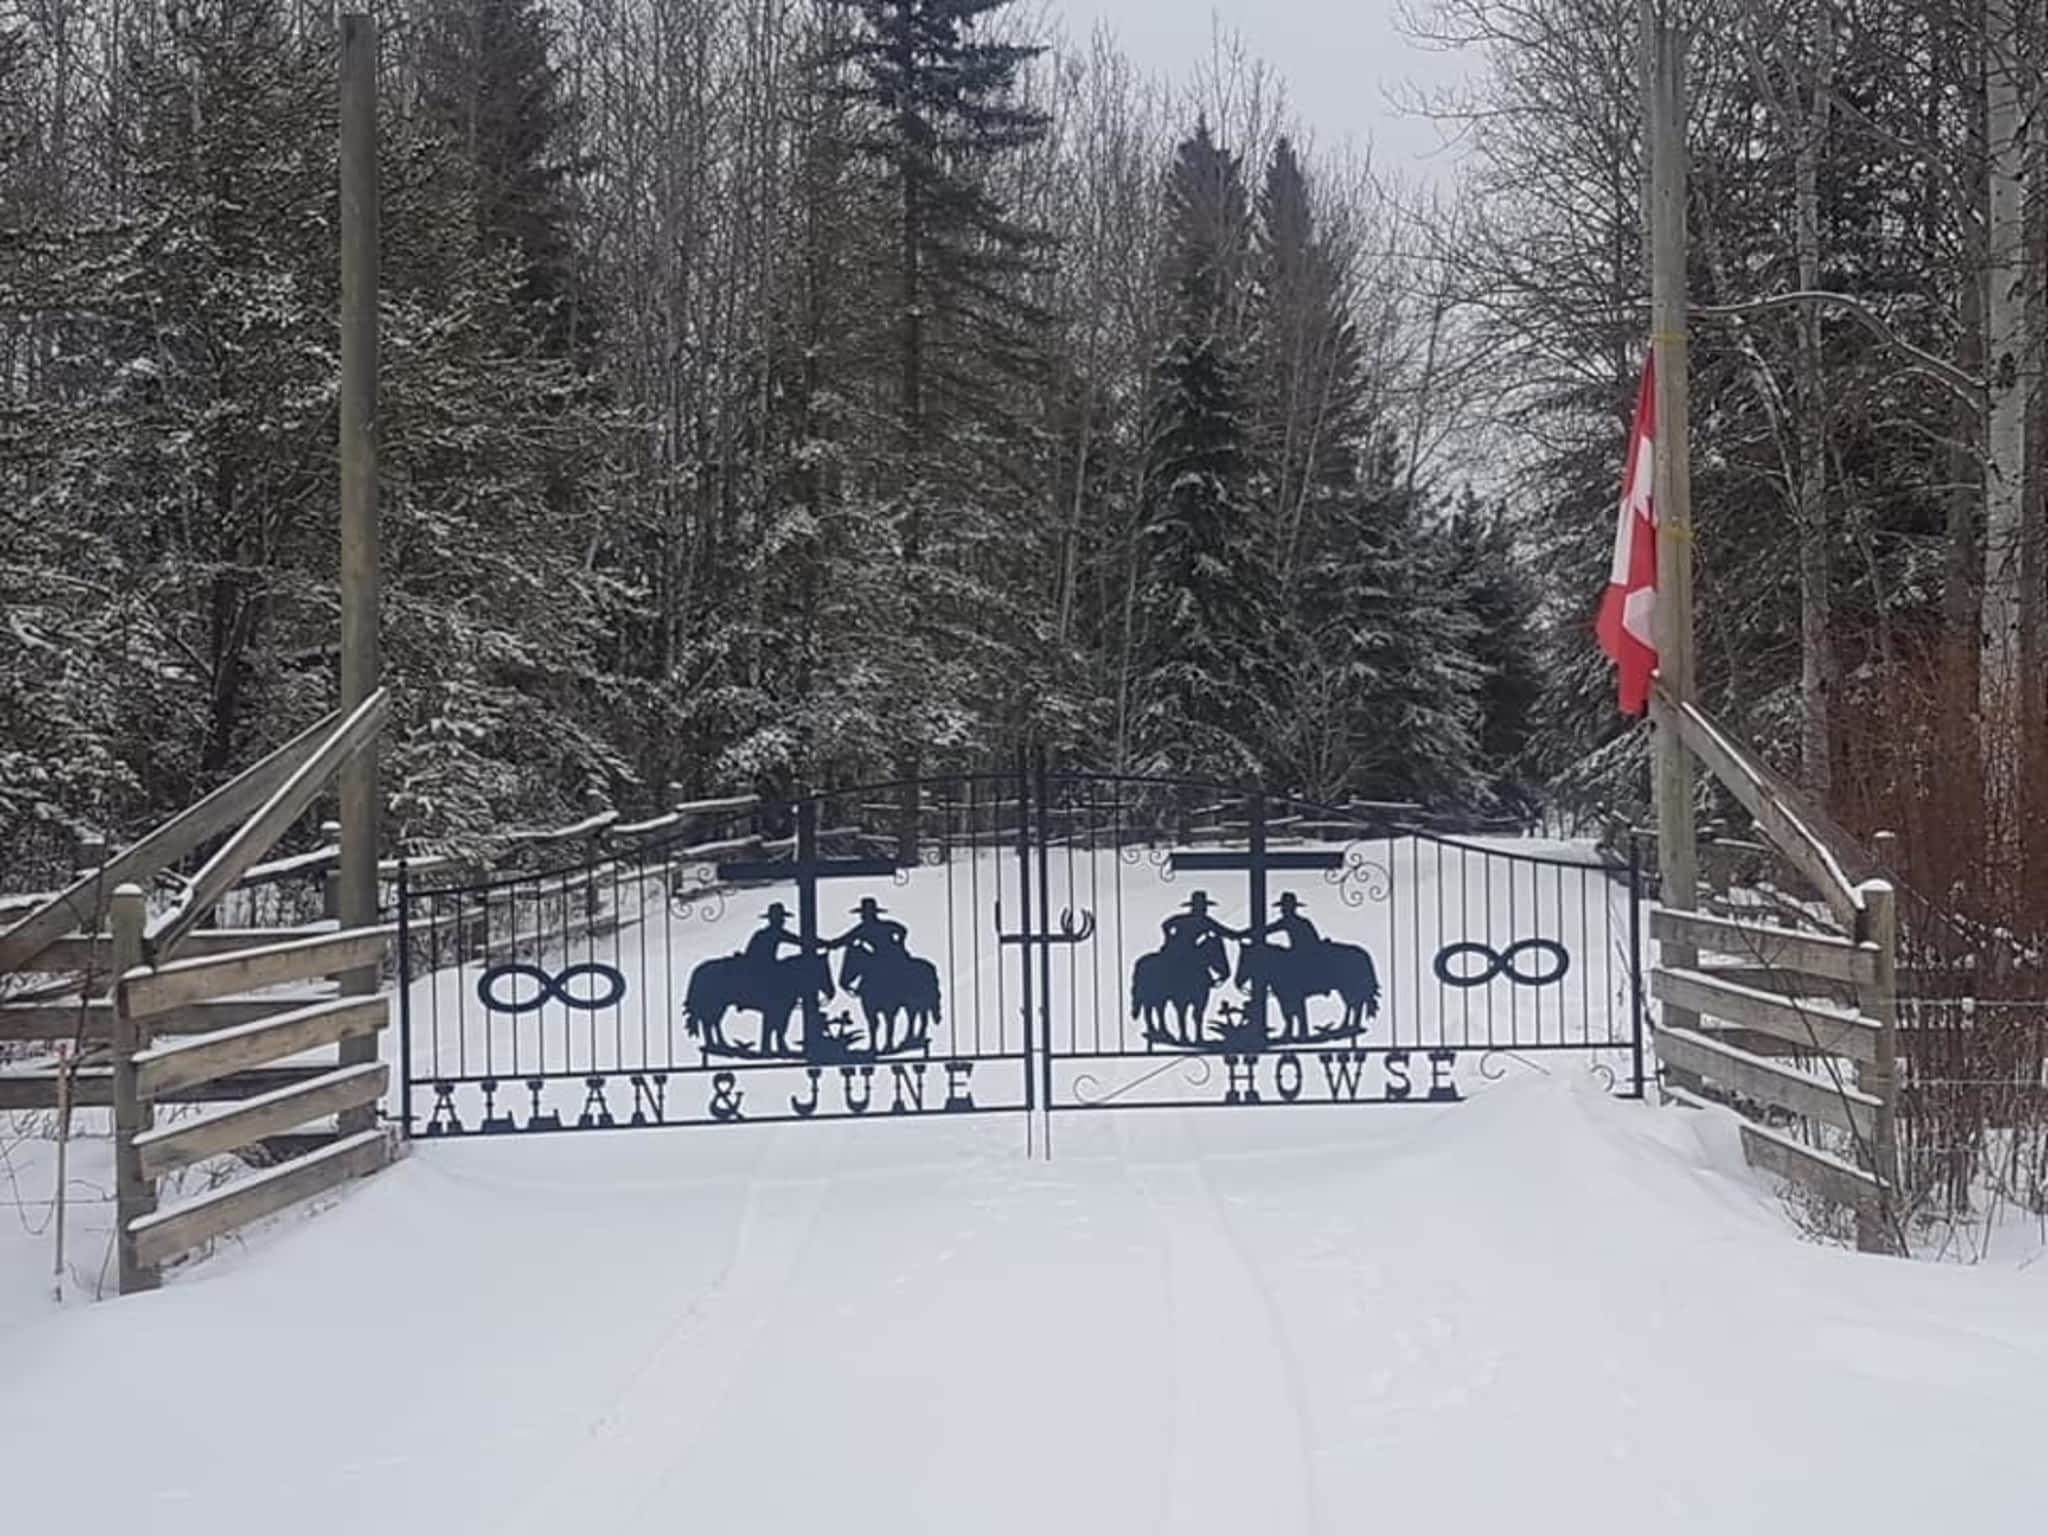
[1597,358,1659,715]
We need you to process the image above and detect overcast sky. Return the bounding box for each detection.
[1044,1,1476,181]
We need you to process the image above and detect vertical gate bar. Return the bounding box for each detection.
[1114,783,1128,1052]
[663,850,676,1070]
[1554,862,1566,1048]
[796,796,821,1058]
[1483,850,1495,1048]
[1578,862,1590,1051]
[972,775,986,1059]
[1089,776,1103,1054]
[1434,839,1445,1049]
[1036,749,1055,1131]
[1015,750,1034,1111]
[451,891,464,1080]
[632,850,646,1071]
[397,858,413,1135]
[1411,838,1423,1050]
[427,890,441,1085]
[1064,779,1076,1039]
[1459,839,1471,1048]
[945,782,959,1062]
[611,855,624,1074]
[1247,788,1268,1040]
[1628,834,1647,1098]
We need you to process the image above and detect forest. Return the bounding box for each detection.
[1,0,2042,898]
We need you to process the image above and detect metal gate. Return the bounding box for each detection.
[395,762,1645,1137]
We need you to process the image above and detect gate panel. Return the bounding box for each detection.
[398,777,1035,1134]
[396,767,1645,1138]
[1026,774,1645,1112]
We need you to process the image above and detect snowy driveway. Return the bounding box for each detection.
[4,1080,2045,1534]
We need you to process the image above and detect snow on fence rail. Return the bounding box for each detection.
[1648,685,1901,1253]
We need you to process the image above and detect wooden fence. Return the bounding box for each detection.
[1651,684,1902,1253]
[0,692,399,1294]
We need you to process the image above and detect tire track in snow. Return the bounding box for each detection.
[502,1128,835,1535]
[1118,1113,1318,1536]
[1111,1114,1183,1536]
[1183,1123,1326,1536]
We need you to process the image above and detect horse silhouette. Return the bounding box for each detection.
[1131,932,1230,1046]
[685,951,835,1056]
[1235,940,1381,1039]
[839,944,941,1054]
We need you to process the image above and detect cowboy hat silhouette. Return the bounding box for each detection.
[1183,891,1216,911]
[761,902,792,922]
[1277,892,1305,912]
[851,896,889,916]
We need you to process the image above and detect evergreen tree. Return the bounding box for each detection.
[1290,440,1484,808]
[1249,137,1368,589]
[813,0,1053,784]
[1133,123,1280,779]
[1447,492,1543,814]
[418,0,596,357]
[819,0,1049,496]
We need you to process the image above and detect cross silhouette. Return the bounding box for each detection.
[1170,792,1344,1037]
[719,798,899,1053]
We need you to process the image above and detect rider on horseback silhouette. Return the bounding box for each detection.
[824,897,908,992]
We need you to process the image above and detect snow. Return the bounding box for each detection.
[5,836,2048,1534]
[0,1081,2044,1534]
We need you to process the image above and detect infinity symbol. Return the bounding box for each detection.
[477,962,628,1014]
[1433,939,1570,989]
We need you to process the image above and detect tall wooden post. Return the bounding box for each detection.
[1646,3,1699,1013]
[337,13,381,1129]
[109,883,159,1295]
[1854,877,1901,1254]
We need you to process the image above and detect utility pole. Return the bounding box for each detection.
[337,13,381,1128]
[1645,2,1699,1003]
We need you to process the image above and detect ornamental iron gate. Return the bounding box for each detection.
[395,762,1646,1138]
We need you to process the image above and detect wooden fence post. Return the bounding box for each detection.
[109,883,160,1294]
[1856,876,1901,1254]
[74,831,108,988]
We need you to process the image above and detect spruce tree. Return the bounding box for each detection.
[1290,440,1486,809]
[813,0,1052,787]
[419,0,596,357]
[1446,493,1544,816]
[1250,137,1368,588]
[1133,123,1280,780]
[819,0,1049,500]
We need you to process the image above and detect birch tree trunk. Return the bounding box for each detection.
[1794,4,1835,797]
[1980,0,2029,863]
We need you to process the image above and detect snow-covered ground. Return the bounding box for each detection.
[3,1080,2047,1535]
[5,833,2046,1533]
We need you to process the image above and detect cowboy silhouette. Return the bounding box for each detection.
[1159,890,1244,952]
[1254,892,1324,952]
[824,896,908,964]
[743,901,810,968]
